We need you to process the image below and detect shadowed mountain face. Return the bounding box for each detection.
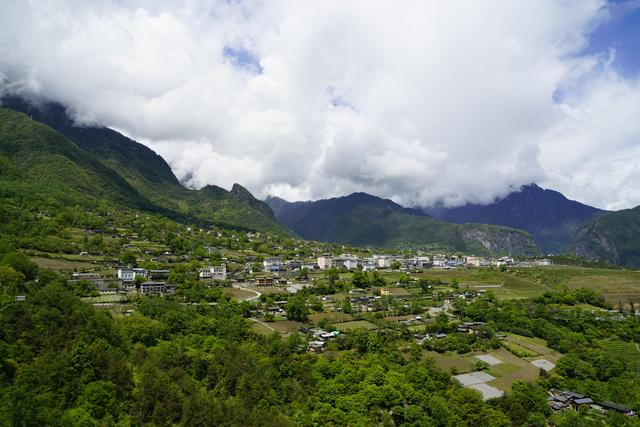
[266,193,538,255]
[423,184,606,253]
[0,97,285,235]
[573,206,640,268]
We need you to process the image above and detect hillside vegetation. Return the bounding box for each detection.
[0,101,286,236]
[573,206,640,268]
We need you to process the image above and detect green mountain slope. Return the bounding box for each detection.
[1,98,286,235]
[573,206,640,267]
[266,193,539,255]
[0,109,154,209]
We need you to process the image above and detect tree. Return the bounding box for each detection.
[341,299,353,314]
[285,296,309,322]
[1,252,38,281]
[351,270,369,288]
[0,266,25,292]
[121,251,137,267]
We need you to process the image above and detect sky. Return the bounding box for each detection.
[1,1,640,210]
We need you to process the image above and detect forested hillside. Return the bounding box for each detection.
[573,206,640,268]
[0,101,286,236]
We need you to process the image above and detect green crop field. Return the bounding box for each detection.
[333,320,377,331]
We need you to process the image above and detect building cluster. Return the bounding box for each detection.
[548,389,636,417]
[72,268,173,295]
[314,254,552,271]
[299,328,341,353]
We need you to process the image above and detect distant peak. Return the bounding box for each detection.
[231,183,251,195]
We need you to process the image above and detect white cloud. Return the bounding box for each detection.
[1,0,639,210]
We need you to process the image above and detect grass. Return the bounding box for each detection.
[308,312,353,324]
[503,333,555,357]
[333,320,377,332]
[249,319,301,335]
[501,341,539,358]
[222,287,258,301]
[31,256,98,271]
[424,351,474,374]
[598,339,640,372]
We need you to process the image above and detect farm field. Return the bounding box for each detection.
[308,312,353,324]
[31,256,98,271]
[413,267,640,303]
[250,319,301,335]
[424,351,475,374]
[82,294,128,303]
[504,333,555,357]
[482,349,540,393]
[333,320,377,332]
[222,287,259,301]
[597,339,640,372]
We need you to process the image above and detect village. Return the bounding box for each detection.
[63,247,638,418]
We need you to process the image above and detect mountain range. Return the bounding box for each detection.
[0,97,285,235]
[423,184,606,253]
[3,96,640,265]
[266,193,539,255]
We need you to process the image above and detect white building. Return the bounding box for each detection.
[199,265,227,280]
[317,255,333,270]
[376,256,392,269]
[263,258,282,272]
[432,255,447,267]
[118,269,135,282]
[361,258,377,271]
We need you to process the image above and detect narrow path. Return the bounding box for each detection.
[249,318,275,331]
[232,283,262,302]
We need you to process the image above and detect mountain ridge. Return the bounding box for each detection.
[265,192,538,255]
[0,97,286,236]
[423,184,606,253]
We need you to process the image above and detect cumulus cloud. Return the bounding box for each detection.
[1,0,639,209]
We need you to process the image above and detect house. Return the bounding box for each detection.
[309,341,325,353]
[199,265,227,280]
[361,258,377,271]
[598,402,636,417]
[256,277,275,287]
[376,256,393,269]
[263,258,282,272]
[117,269,136,282]
[317,255,333,270]
[140,281,175,295]
[147,270,170,280]
[286,260,303,271]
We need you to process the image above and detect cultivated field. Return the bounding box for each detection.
[250,319,301,335]
[333,320,377,331]
[308,312,353,324]
[424,351,474,374]
[31,256,98,271]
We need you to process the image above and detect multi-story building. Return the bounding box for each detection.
[199,265,227,280]
[263,258,282,272]
[317,255,333,270]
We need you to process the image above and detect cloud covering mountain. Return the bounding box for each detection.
[1,0,639,210]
